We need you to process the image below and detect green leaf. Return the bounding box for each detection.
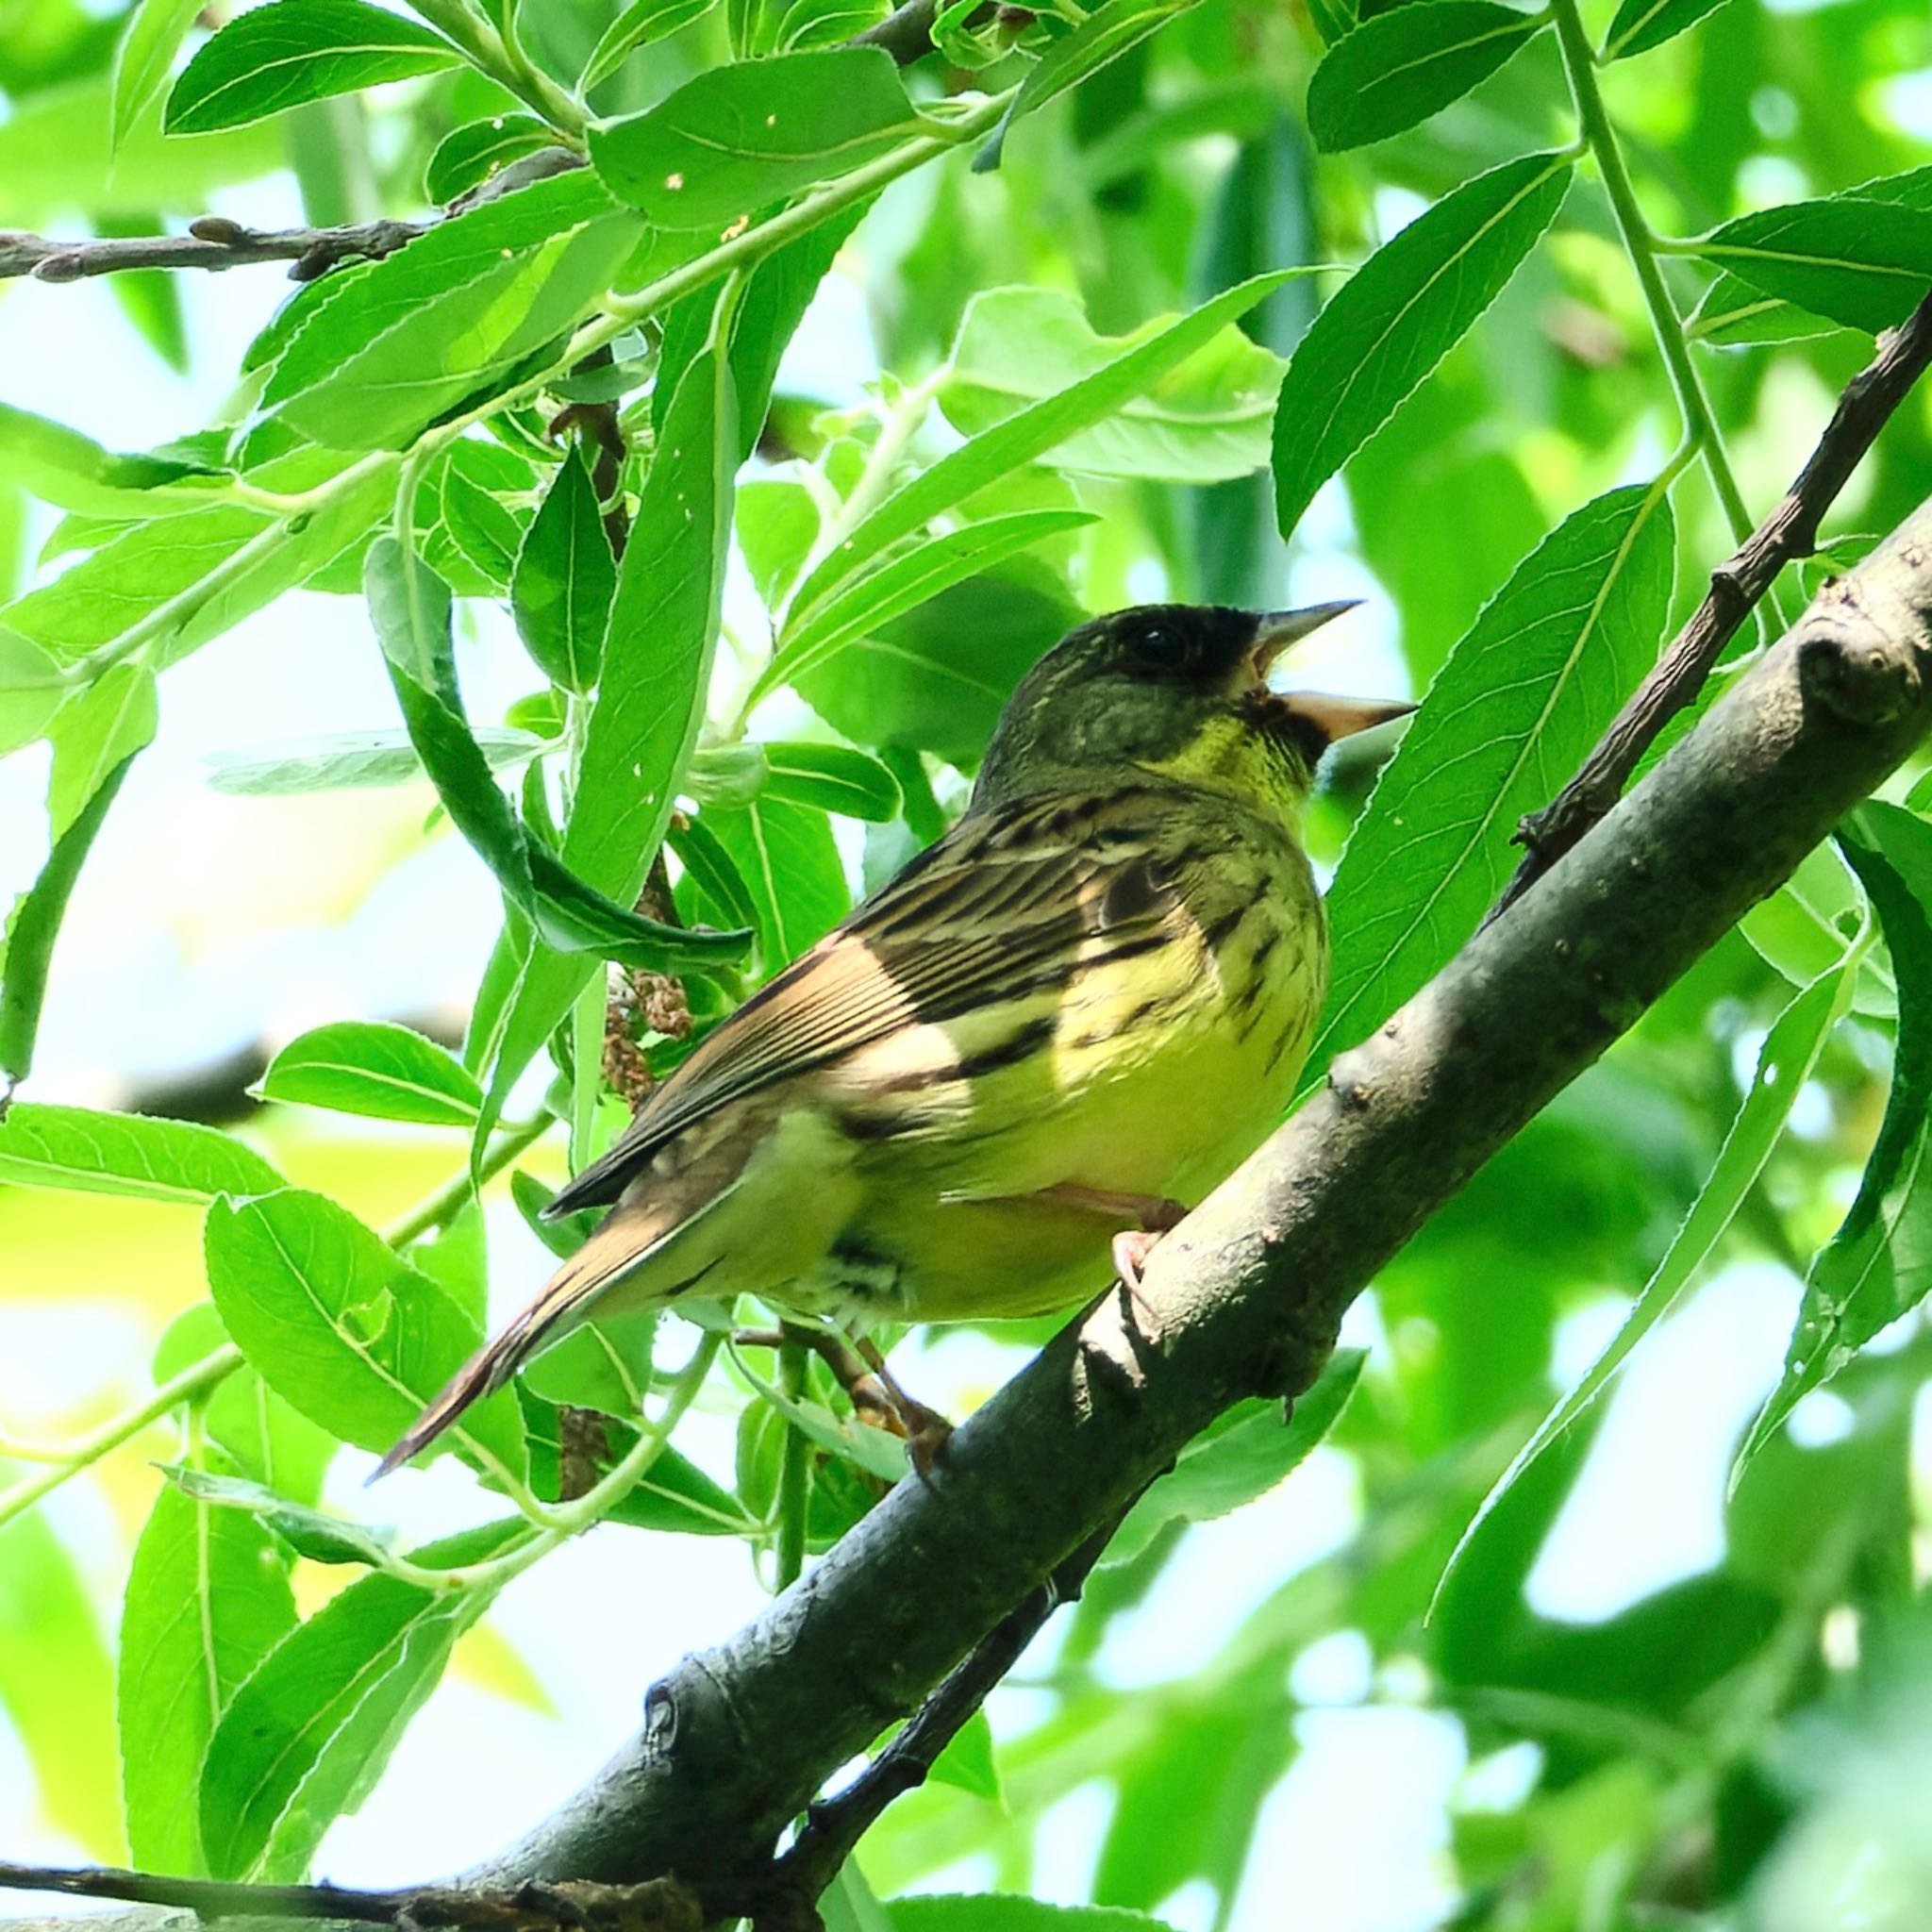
[939,286,1286,482]
[0,1513,121,1859]
[758,509,1097,703]
[159,1465,397,1568]
[1740,841,1895,1017]
[1272,150,1570,540]
[657,203,870,464]
[199,1521,524,1881]
[1311,481,1674,1070]
[589,47,922,228]
[111,0,208,152]
[1602,0,1734,60]
[795,560,1081,769]
[791,271,1301,622]
[424,113,553,205]
[1436,958,1856,1608]
[0,1102,282,1202]
[365,536,744,974]
[204,726,546,796]
[738,477,821,608]
[1307,2,1543,152]
[45,661,158,840]
[1106,1349,1365,1566]
[706,796,849,967]
[758,741,903,822]
[668,814,761,935]
[119,1482,297,1873]
[1690,198,1932,335]
[0,402,224,518]
[1742,805,1932,1467]
[270,175,642,450]
[891,1902,1178,1932]
[1,754,137,1091]
[474,335,739,1142]
[1690,163,1932,346]
[440,464,527,591]
[259,1021,483,1126]
[204,1188,527,1483]
[164,0,460,134]
[155,1306,338,1506]
[0,632,65,759]
[974,0,1197,174]
[510,447,616,692]
[581,0,721,89]
[1308,0,1356,42]
[928,1707,1002,1802]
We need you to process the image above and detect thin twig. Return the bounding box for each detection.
[0,1862,706,1931]
[0,1510,1109,1932]
[747,1515,1124,1931]
[0,149,583,287]
[1492,288,1932,922]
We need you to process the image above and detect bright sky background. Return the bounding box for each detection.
[0,153,1828,1931]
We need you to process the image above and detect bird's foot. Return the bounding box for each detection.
[855,1335,954,1482]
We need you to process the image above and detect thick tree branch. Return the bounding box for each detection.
[1495,290,1932,916]
[482,496,1932,1900]
[8,504,1932,1932]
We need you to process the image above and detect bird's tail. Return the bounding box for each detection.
[370,1213,663,1482]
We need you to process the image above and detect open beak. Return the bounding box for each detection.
[1251,600,1362,678]
[1278,691,1417,750]
[1243,604,1414,755]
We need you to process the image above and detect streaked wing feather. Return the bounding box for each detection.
[547,791,1178,1214]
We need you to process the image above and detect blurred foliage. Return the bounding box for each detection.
[2,0,1932,1925]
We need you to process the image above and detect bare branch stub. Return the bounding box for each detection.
[0,146,586,288]
[1491,288,1932,923]
[0,216,428,286]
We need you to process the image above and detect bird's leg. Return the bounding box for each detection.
[1034,1184,1189,1300]
[745,1322,898,1431]
[854,1336,954,1480]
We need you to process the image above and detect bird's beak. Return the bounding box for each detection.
[1251,600,1362,678]
[1278,691,1417,750]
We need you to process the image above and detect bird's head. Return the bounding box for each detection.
[973,601,1414,817]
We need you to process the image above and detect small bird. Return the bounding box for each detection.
[378,602,1410,1475]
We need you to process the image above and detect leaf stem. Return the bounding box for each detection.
[0,1345,242,1533]
[61,450,401,688]
[403,0,587,142]
[1549,0,1756,550]
[382,1111,554,1246]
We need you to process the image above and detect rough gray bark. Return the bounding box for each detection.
[8,498,1932,1930]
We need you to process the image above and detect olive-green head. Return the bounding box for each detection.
[973,601,1412,818]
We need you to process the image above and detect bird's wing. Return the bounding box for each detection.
[545,788,1185,1215]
